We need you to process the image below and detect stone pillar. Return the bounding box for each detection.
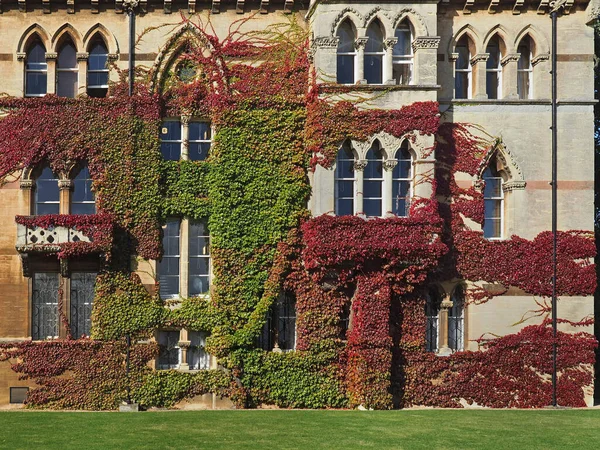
[470,53,489,100]
[355,37,368,84]
[532,54,550,99]
[312,36,339,84]
[354,160,366,215]
[19,179,34,215]
[501,54,520,100]
[179,328,190,370]
[76,52,88,97]
[382,38,397,85]
[181,115,190,160]
[58,179,72,214]
[180,217,189,298]
[437,294,453,356]
[412,36,440,86]
[382,159,396,215]
[45,52,57,95]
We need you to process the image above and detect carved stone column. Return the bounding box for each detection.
[20,179,34,215]
[76,52,88,97]
[355,37,368,84]
[58,179,73,214]
[178,328,190,370]
[354,160,367,215]
[45,52,58,95]
[501,54,520,99]
[181,115,190,160]
[412,36,440,86]
[312,36,339,84]
[382,38,397,85]
[180,217,190,298]
[438,294,453,356]
[470,53,489,100]
[382,159,397,215]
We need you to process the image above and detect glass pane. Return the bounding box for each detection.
[58,43,77,69]
[159,220,180,298]
[518,43,531,70]
[518,72,530,100]
[89,42,108,71]
[364,55,383,84]
[336,21,355,53]
[160,121,181,141]
[393,159,411,179]
[337,55,354,84]
[26,72,47,96]
[35,203,60,215]
[456,43,469,70]
[364,147,383,179]
[72,166,95,203]
[189,122,211,141]
[189,143,210,161]
[71,203,96,215]
[363,199,381,218]
[57,72,78,98]
[484,199,501,218]
[393,63,411,85]
[70,272,96,338]
[365,22,384,53]
[455,72,469,99]
[486,72,498,99]
[36,180,59,202]
[336,180,354,197]
[189,274,210,296]
[336,198,353,216]
[393,26,411,56]
[88,71,109,88]
[486,40,500,69]
[157,331,180,369]
[161,142,181,161]
[484,178,502,197]
[483,218,501,238]
[32,272,59,340]
[87,87,108,99]
[393,198,407,217]
[188,331,209,369]
[363,180,382,197]
[335,159,354,179]
[27,43,47,69]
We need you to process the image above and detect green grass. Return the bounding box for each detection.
[0,410,599,449]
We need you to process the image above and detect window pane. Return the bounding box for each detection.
[336,198,353,216]
[486,40,500,69]
[484,199,502,218]
[72,166,95,204]
[32,272,59,340]
[57,72,78,98]
[455,72,469,99]
[161,142,181,161]
[161,121,181,141]
[277,293,296,351]
[157,331,180,369]
[364,55,383,84]
[393,63,411,85]
[483,218,501,239]
[486,73,498,99]
[365,22,383,53]
[336,22,355,53]
[26,72,47,96]
[484,178,502,197]
[27,43,47,69]
[159,220,180,298]
[88,71,109,88]
[518,71,530,100]
[363,199,381,218]
[70,272,96,338]
[337,55,354,84]
[189,122,211,141]
[189,143,210,161]
[188,331,209,369]
[363,180,382,197]
[58,43,77,69]
[393,26,411,56]
[89,42,108,71]
[456,44,469,70]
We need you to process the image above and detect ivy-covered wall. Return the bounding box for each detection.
[0,19,596,410]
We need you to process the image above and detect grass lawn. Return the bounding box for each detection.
[0,409,599,449]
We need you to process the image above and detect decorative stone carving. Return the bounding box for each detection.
[17,52,26,62]
[330,7,363,37]
[18,0,25,12]
[19,180,34,190]
[107,53,119,62]
[463,0,475,14]
[211,0,220,13]
[362,6,392,28]
[58,180,73,190]
[16,223,91,252]
[488,0,500,13]
[67,0,75,14]
[502,180,527,192]
[501,54,520,66]
[383,160,398,171]
[412,36,441,52]
[260,0,269,13]
[42,0,50,13]
[353,160,368,171]
[76,52,89,61]
[236,0,244,13]
[531,54,550,66]
[313,36,339,50]
[354,37,369,51]
[449,52,459,62]
[513,0,525,14]
[383,38,398,50]
[188,0,195,13]
[45,52,58,61]
[470,53,489,65]
[473,179,485,192]
[392,9,429,35]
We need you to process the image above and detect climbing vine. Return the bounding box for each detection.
[0,16,595,410]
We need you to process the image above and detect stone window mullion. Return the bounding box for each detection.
[383,159,396,216]
[180,217,190,298]
[58,179,73,215]
[181,115,190,161]
[354,160,366,215]
[438,294,453,355]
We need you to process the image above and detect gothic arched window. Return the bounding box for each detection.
[87,38,109,98]
[335,142,355,216]
[425,287,441,353]
[336,20,356,84]
[363,141,384,217]
[392,142,412,217]
[364,20,384,84]
[448,285,465,352]
[485,36,503,99]
[392,20,413,85]
[454,36,471,99]
[517,36,533,100]
[57,39,78,98]
[34,166,59,215]
[25,40,47,97]
[483,155,504,239]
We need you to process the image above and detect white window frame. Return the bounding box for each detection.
[336,21,357,85]
[364,21,385,85]
[25,42,48,98]
[392,22,413,86]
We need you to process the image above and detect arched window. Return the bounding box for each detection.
[392,20,413,85]
[34,167,59,215]
[454,36,471,99]
[336,20,356,84]
[257,292,297,351]
[335,142,355,216]
[71,164,95,215]
[517,36,533,100]
[364,20,384,84]
[448,285,465,352]
[392,142,412,217]
[363,141,384,217]
[25,40,47,97]
[57,39,78,98]
[425,287,441,353]
[87,38,109,98]
[483,155,504,239]
[486,36,502,99]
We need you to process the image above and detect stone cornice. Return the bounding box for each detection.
[313,36,339,50]
[412,36,441,52]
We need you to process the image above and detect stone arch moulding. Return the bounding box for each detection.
[392,8,429,37]
[363,7,394,37]
[477,140,526,191]
[51,24,84,52]
[83,24,120,55]
[150,22,210,92]
[17,24,52,54]
[349,132,406,161]
[513,25,550,57]
[447,24,481,57]
[481,24,512,54]
[329,7,363,37]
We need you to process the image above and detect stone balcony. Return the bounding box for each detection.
[16,222,92,253]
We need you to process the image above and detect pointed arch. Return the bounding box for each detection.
[482,25,511,54]
[514,25,549,56]
[363,7,393,37]
[51,24,83,52]
[17,24,51,53]
[83,24,119,54]
[392,8,428,37]
[150,23,210,92]
[477,141,525,184]
[330,7,363,37]
[447,24,481,57]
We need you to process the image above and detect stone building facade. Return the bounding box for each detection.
[0,0,597,407]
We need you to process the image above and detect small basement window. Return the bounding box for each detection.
[10,387,29,404]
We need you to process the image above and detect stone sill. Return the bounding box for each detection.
[319,84,441,93]
[440,99,597,106]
